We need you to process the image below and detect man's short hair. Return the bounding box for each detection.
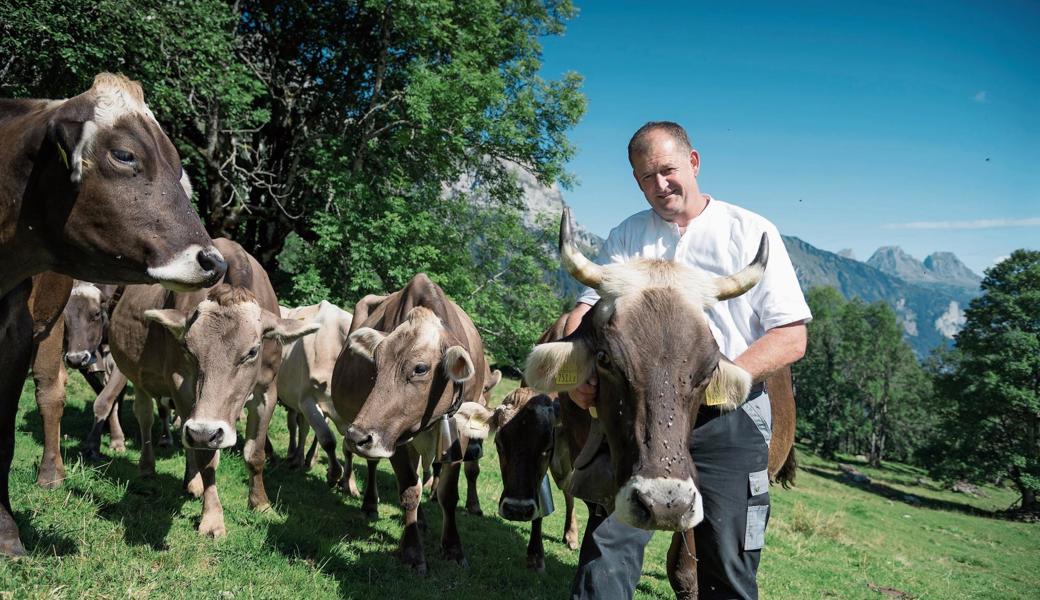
[628,121,692,164]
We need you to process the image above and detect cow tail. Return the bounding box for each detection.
[774,447,797,489]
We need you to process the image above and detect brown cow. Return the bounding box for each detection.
[0,74,226,555]
[524,209,796,598]
[331,273,496,573]
[107,238,317,537]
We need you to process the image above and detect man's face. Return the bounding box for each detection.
[631,130,701,223]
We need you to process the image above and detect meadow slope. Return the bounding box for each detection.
[0,374,1036,599]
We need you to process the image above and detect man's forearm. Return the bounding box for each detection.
[564,302,593,337]
[732,321,807,383]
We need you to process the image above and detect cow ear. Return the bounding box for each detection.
[523,340,593,393]
[144,309,188,340]
[443,346,475,382]
[262,310,320,343]
[455,402,496,438]
[705,358,752,411]
[484,369,503,392]
[348,327,385,362]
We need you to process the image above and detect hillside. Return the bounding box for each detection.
[2,374,1036,599]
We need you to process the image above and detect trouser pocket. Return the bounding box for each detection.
[744,469,770,551]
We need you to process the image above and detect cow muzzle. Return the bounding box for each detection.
[615,476,703,531]
[63,350,96,369]
[344,426,393,459]
[182,419,236,449]
[499,496,537,521]
[148,244,227,292]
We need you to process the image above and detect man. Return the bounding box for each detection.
[565,121,810,599]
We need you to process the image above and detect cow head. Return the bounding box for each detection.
[40,73,225,290]
[524,209,768,531]
[62,281,110,368]
[343,306,477,458]
[487,388,558,521]
[145,284,319,450]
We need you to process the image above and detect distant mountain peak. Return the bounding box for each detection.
[924,252,981,285]
[838,248,857,260]
[867,246,931,281]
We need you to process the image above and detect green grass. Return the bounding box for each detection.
[1,373,1037,599]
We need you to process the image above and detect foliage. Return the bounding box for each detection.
[924,250,1040,510]
[793,287,936,465]
[0,0,585,366]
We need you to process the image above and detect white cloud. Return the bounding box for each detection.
[884,217,1040,230]
[992,255,1008,266]
[973,90,988,103]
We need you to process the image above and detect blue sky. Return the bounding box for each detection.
[537,0,1038,274]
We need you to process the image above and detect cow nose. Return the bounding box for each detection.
[346,426,374,452]
[64,351,95,369]
[183,419,232,448]
[499,497,537,521]
[617,476,702,531]
[196,247,227,285]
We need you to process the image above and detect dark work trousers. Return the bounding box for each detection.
[570,391,772,600]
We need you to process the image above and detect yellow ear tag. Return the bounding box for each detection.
[56,144,70,170]
[705,376,725,406]
[555,362,578,386]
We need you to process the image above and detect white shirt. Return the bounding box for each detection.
[577,197,812,360]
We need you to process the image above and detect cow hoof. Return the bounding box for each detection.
[340,478,361,498]
[36,465,65,490]
[156,437,172,449]
[465,503,483,517]
[199,520,227,539]
[251,501,273,513]
[0,512,25,557]
[110,441,127,453]
[82,448,104,463]
[139,466,156,478]
[409,562,428,577]
[527,555,546,573]
[362,507,378,521]
[565,532,580,550]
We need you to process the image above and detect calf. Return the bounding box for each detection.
[276,301,355,489]
[109,239,317,537]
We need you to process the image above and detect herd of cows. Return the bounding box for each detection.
[0,73,795,598]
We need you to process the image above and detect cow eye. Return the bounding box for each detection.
[413,363,430,376]
[91,311,102,321]
[242,345,260,363]
[111,149,135,165]
[595,350,611,369]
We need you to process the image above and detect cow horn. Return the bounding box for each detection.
[713,233,769,301]
[560,208,603,289]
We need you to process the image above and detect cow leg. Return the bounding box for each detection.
[305,433,319,469]
[0,284,33,556]
[133,388,157,477]
[436,460,467,566]
[296,412,311,468]
[243,386,275,511]
[156,400,173,448]
[527,517,546,573]
[463,459,482,516]
[667,529,698,600]
[359,457,379,516]
[339,447,361,497]
[301,397,341,486]
[107,394,126,453]
[389,447,426,574]
[84,365,127,461]
[193,448,227,538]
[563,490,580,550]
[33,316,67,489]
[285,404,299,463]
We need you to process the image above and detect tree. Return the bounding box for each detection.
[794,286,935,465]
[1,0,585,366]
[927,250,1040,511]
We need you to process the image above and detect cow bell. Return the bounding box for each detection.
[534,474,556,519]
[435,415,464,464]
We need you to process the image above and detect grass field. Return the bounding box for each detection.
[0,373,1037,599]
